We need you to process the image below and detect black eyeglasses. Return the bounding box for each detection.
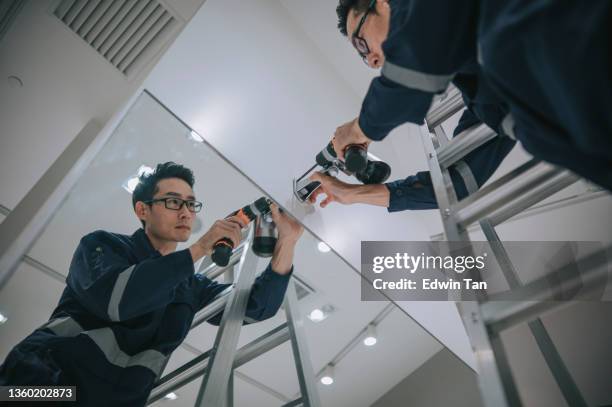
[145,197,203,213]
[351,0,376,64]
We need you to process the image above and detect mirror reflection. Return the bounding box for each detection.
[0,92,459,407]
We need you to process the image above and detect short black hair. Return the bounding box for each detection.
[336,0,376,36]
[132,162,195,228]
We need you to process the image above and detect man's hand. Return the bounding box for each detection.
[308,172,391,209]
[332,117,372,160]
[269,203,303,244]
[269,203,303,275]
[308,172,356,208]
[189,215,246,261]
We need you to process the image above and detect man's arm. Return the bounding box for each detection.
[193,263,293,326]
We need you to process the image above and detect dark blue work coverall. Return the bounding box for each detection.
[385,63,517,211]
[361,0,612,192]
[0,228,291,406]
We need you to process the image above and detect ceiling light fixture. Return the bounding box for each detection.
[307,304,335,323]
[0,312,7,324]
[320,365,334,385]
[188,130,204,143]
[122,165,154,194]
[317,241,330,253]
[363,324,377,346]
[308,308,325,322]
[164,392,178,400]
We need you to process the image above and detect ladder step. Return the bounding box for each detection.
[453,160,578,227]
[437,123,497,168]
[426,86,463,130]
[281,397,303,407]
[190,286,233,329]
[148,323,290,404]
[480,245,610,334]
[487,172,579,226]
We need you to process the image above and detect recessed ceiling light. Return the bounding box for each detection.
[122,165,154,194]
[320,376,333,385]
[137,165,154,177]
[0,312,8,324]
[164,392,178,400]
[317,242,330,253]
[188,130,204,143]
[320,365,334,385]
[308,308,325,322]
[307,304,335,323]
[363,336,377,346]
[124,177,139,193]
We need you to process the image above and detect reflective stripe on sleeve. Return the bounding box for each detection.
[382,61,453,93]
[501,113,517,140]
[108,265,136,321]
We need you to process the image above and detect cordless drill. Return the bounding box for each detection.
[211,197,272,266]
[293,142,391,203]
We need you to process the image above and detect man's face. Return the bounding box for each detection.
[346,0,391,69]
[138,178,197,243]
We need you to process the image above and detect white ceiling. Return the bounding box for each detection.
[279,0,377,98]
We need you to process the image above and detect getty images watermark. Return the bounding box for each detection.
[361,241,611,301]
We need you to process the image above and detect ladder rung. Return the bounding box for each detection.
[148,323,290,404]
[481,245,610,334]
[281,398,303,407]
[197,242,246,279]
[453,160,575,227]
[190,286,233,329]
[426,86,464,130]
[487,172,579,226]
[437,124,497,168]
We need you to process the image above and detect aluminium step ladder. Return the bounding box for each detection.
[421,86,609,407]
[147,224,321,407]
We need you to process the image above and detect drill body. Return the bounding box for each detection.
[211,197,272,266]
[293,142,392,203]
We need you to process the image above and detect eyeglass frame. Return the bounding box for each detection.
[144,197,203,213]
[351,0,377,64]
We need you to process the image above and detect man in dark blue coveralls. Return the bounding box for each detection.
[0,162,304,406]
[315,0,612,209]
[309,0,517,211]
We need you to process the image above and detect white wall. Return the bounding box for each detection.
[372,348,483,407]
[143,0,475,369]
